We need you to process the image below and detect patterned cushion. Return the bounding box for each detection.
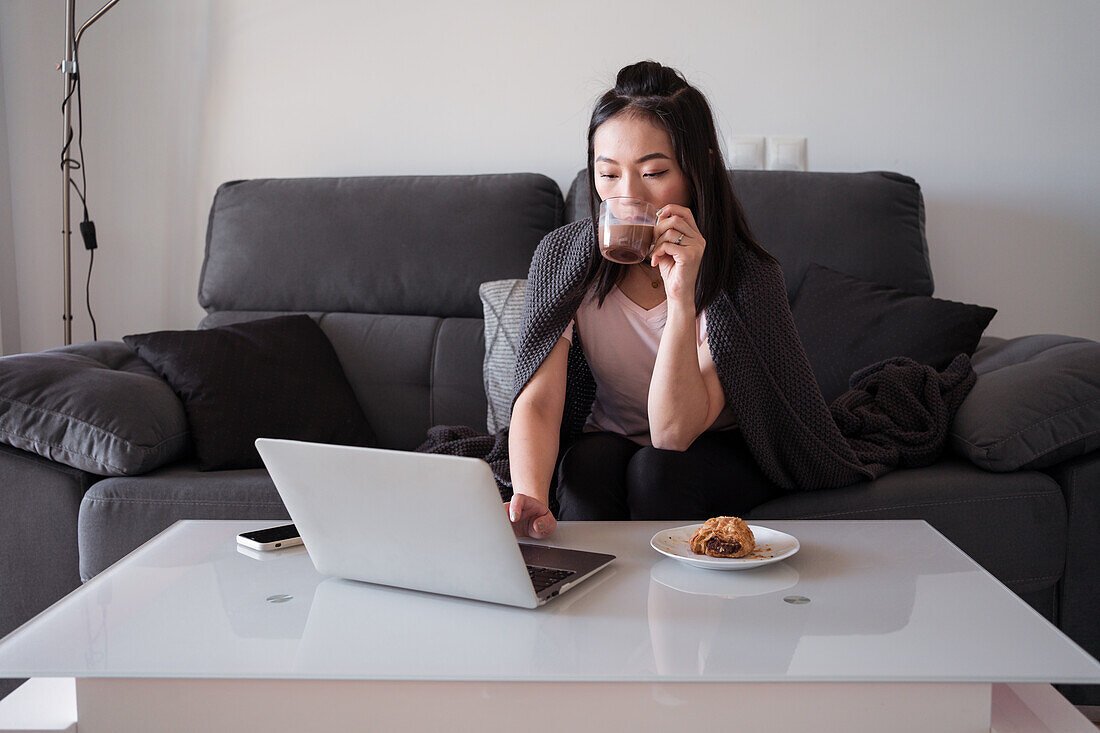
[479,280,526,434]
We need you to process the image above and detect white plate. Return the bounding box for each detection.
[649,558,799,597]
[650,523,799,570]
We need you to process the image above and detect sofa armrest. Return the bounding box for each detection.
[950,334,1100,471]
[1044,451,1100,706]
[0,341,190,476]
[0,443,96,696]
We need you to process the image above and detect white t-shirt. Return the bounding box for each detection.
[560,286,736,445]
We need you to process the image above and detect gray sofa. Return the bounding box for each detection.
[1,171,1097,704]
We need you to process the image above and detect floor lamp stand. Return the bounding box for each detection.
[59,0,119,345]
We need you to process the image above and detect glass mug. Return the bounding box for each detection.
[598,197,657,264]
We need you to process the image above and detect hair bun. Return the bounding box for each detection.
[614,60,688,97]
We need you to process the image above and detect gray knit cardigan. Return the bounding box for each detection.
[505,219,976,492]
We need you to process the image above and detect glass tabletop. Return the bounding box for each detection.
[1,519,1098,684]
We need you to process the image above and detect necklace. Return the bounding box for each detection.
[638,262,662,289]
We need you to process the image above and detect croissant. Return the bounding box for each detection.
[689,516,755,558]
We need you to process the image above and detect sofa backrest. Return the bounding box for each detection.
[200,174,564,317]
[198,174,565,449]
[565,169,933,299]
[197,170,931,450]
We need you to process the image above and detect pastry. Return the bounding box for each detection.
[689,516,755,558]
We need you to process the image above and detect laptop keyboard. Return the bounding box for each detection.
[527,565,573,593]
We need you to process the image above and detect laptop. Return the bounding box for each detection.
[254,438,615,609]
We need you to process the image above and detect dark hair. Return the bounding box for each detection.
[584,60,774,312]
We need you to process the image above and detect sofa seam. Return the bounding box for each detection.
[427,318,443,426]
[977,340,1090,370]
[782,491,1058,518]
[0,423,190,455]
[0,441,92,478]
[82,496,283,507]
[1003,574,1062,585]
[949,397,1100,452]
[951,426,1100,456]
[0,395,189,453]
[0,426,190,474]
[1055,463,1077,627]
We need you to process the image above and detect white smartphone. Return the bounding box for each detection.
[236,523,303,552]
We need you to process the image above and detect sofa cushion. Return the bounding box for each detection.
[952,335,1100,471]
[480,279,526,433]
[124,315,376,471]
[199,174,563,319]
[430,318,488,432]
[791,264,996,403]
[0,341,189,476]
[567,169,933,299]
[200,311,489,450]
[78,462,286,579]
[745,459,1067,599]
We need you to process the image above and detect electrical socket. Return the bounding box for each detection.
[728,135,765,170]
[765,137,808,171]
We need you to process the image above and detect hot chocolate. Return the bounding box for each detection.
[599,223,654,264]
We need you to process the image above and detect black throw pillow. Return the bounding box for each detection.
[791,264,997,403]
[124,314,377,471]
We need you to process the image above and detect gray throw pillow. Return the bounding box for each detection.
[0,341,190,475]
[950,335,1100,471]
[479,279,526,434]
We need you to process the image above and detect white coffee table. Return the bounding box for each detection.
[0,519,1097,732]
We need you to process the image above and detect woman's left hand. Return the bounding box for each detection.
[650,204,706,304]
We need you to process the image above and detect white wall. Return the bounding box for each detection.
[0,29,18,355]
[1,0,1097,354]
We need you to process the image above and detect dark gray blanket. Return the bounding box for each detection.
[831,354,975,475]
[419,220,976,496]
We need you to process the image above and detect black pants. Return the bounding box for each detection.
[555,430,782,521]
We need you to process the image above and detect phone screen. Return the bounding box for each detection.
[240,524,298,543]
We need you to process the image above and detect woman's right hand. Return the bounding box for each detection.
[505,493,557,539]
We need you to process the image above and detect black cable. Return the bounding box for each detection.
[69,173,97,341]
[86,249,98,341]
[68,178,86,209]
[60,11,77,168]
[59,15,97,341]
[74,40,89,224]
[71,8,86,205]
[60,80,81,172]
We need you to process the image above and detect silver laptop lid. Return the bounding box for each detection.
[255,438,540,608]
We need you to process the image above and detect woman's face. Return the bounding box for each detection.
[592,112,692,210]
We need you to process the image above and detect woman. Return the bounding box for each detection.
[507,60,800,539]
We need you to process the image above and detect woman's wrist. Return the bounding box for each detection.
[665,297,697,324]
[512,486,549,508]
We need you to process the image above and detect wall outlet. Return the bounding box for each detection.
[728,135,765,170]
[765,137,808,171]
